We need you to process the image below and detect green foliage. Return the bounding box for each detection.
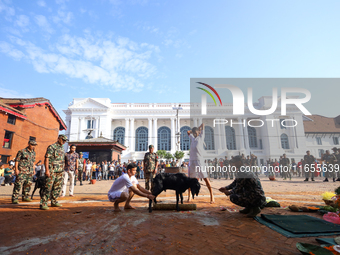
[335,186,340,195]
[164,152,174,160]
[173,151,185,160]
[157,150,166,159]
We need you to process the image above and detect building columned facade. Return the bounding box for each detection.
[63,98,340,165]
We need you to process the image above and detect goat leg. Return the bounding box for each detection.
[31,182,38,200]
[148,198,153,213]
[180,193,183,204]
[176,191,180,211]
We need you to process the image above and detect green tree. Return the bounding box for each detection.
[173,151,185,160]
[164,152,174,161]
[157,150,166,159]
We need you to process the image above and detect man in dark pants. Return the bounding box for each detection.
[219,156,266,218]
[12,140,37,204]
[303,150,315,181]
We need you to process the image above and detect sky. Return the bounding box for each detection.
[1,0,340,118]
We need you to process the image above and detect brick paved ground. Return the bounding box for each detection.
[0,176,339,255]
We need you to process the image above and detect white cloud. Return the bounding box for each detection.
[53,10,73,24]
[0,0,15,20]
[0,41,24,60]
[1,34,158,92]
[35,15,54,34]
[37,0,46,7]
[0,86,32,98]
[15,15,30,28]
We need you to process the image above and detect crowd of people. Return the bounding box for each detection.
[2,125,339,217]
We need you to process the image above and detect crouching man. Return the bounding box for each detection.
[108,163,155,212]
[219,156,266,218]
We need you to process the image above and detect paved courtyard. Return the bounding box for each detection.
[0,176,338,255]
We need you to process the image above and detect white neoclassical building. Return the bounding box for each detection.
[63,98,340,165]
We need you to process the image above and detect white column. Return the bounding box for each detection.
[148,118,153,147]
[194,118,198,127]
[130,118,135,151]
[221,121,227,150]
[237,118,245,150]
[171,118,175,152]
[125,118,129,149]
[95,117,99,138]
[244,118,250,150]
[214,122,222,151]
[153,118,158,150]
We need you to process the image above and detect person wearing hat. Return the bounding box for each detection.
[75,152,86,186]
[40,134,68,210]
[303,150,316,182]
[143,145,158,191]
[11,140,37,204]
[321,149,337,182]
[332,147,340,181]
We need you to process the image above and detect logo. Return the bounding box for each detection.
[197,83,311,116]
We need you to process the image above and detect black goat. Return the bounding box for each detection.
[148,173,201,212]
[31,176,46,200]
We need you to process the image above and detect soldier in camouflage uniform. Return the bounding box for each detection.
[219,156,266,218]
[250,154,258,176]
[40,134,67,210]
[280,154,291,180]
[332,147,340,181]
[223,156,230,179]
[12,140,37,204]
[303,150,315,181]
[143,145,158,191]
[321,150,337,182]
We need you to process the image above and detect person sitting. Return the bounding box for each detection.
[0,163,5,186]
[4,165,15,186]
[219,156,266,218]
[107,163,155,212]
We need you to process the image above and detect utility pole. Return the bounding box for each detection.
[172,104,183,152]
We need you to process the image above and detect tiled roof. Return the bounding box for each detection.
[303,114,340,133]
[0,99,27,119]
[0,97,67,130]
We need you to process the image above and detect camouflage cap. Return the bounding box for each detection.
[58,134,69,141]
[332,147,338,151]
[28,140,38,145]
[79,152,83,155]
[149,144,154,148]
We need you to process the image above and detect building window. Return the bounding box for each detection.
[333,137,339,145]
[204,126,215,150]
[225,126,236,150]
[7,114,16,125]
[135,127,148,151]
[0,155,10,164]
[316,137,322,145]
[29,136,36,142]
[158,126,171,151]
[259,139,263,149]
[113,127,125,145]
[260,159,264,166]
[180,126,190,150]
[87,119,94,129]
[281,133,289,149]
[248,127,257,148]
[280,119,286,129]
[3,131,14,149]
[318,149,325,158]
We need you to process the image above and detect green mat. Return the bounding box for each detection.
[255,214,340,238]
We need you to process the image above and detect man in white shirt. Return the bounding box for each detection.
[108,163,155,212]
[187,123,215,203]
[85,160,92,181]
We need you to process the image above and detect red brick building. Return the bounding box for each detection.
[0,97,67,165]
